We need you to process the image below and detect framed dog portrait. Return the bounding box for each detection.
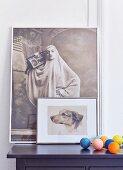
[10,27,99,143]
[37,98,97,144]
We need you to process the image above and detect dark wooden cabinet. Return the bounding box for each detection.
[26,168,84,170]
[89,168,123,170]
[7,144,123,170]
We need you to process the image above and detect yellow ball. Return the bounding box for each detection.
[100,136,108,145]
[108,142,120,154]
[113,135,123,145]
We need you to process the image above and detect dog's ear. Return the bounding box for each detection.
[72,112,83,121]
[77,114,83,122]
[72,112,83,129]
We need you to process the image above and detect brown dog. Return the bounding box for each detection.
[50,109,83,132]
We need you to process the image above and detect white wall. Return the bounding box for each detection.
[102,0,123,136]
[0,0,123,169]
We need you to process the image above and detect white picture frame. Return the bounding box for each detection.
[10,27,99,143]
[37,98,97,144]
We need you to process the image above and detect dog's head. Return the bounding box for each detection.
[50,109,83,129]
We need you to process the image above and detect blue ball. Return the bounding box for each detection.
[105,139,114,149]
[80,138,91,149]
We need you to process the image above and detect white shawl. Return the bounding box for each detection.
[26,45,80,106]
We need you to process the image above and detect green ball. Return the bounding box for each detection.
[95,134,103,139]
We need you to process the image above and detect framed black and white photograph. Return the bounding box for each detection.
[37,98,97,144]
[10,28,98,143]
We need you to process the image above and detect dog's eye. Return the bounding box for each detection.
[62,112,71,117]
[62,113,66,116]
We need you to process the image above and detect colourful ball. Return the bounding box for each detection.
[105,139,114,149]
[80,138,91,149]
[108,142,120,154]
[92,139,103,150]
[113,135,123,145]
[95,135,103,139]
[100,136,108,145]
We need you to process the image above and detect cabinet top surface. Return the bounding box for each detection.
[7,144,123,159]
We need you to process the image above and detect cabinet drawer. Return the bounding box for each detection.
[26,167,85,170]
[90,167,123,170]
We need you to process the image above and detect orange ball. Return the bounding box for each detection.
[108,142,120,154]
[100,136,108,145]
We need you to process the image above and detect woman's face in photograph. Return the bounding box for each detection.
[46,45,58,60]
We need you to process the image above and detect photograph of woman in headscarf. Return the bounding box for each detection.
[11,28,97,142]
[26,45,80,106]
